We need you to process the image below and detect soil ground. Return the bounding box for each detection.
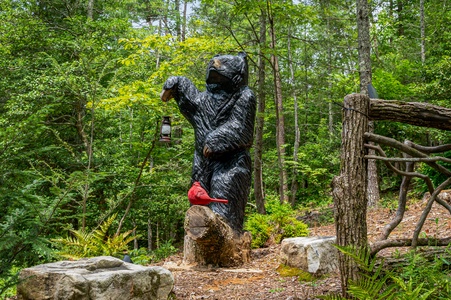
[156,197,451,300]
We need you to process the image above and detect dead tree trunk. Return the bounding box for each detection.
[183,205,251,267]
[332,94,369,294]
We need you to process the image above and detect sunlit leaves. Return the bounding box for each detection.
[101,33,237,112]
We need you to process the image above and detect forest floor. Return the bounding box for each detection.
[157,196,451,300]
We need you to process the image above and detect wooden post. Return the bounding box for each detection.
[332,94,369,294]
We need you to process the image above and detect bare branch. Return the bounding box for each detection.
[370,236,451,256]
[365,133,451,176]
[409,143,451,154]
[365,143,424,240]
[364,155,451,163]
[412,176,451,248]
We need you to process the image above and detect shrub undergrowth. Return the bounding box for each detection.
[322,245,451,300]
[244,199,309,248]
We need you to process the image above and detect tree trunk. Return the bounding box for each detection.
[132,221,138,250]
[174,0,181,39]
[254,9,267,215]
[75,97,94,231]
[268,1,288,203]
[87,0,94,20]
[183,206,251,267]
[332,94,369,296]
[288,29,300,207]
[357,0,380,207]
[367,122,380,207]
[148,217,153,251]
[326,4,334,134]
[181,0,188,41]
[420,0,425,63]
[397,0,404,36]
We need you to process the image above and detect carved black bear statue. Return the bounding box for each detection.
[161,52,256,232]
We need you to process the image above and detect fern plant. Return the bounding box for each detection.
[320,245,434,300]
[52,213,137,260]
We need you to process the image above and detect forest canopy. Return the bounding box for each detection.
[1,0,451,296]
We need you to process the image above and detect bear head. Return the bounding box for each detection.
[206,52,248,92]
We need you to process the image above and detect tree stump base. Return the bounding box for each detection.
[183,205,251,267]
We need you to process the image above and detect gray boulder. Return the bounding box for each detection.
[280,236,338,275]
[17,256,173,300]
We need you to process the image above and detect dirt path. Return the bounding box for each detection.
[157,198,451,300]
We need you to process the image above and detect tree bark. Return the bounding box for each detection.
[147,217,153,251]
[357,0,371,96]
[87,0,94,20]
[397,0,404,36]
[357,0,380,207]
[369,99,451,130]
[183,205,251,267]
[254,9,267,215]
[181,0,188,41]
[268,0,288,203]
[420,0,425,63]
[288,27,300,207]
[332,94,369,295]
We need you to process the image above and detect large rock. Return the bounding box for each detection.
[17,256,173,300]
[280,236,338,276]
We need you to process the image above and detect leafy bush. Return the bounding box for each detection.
[244,199,309,248]
[151,240,178,262]
[128,248,152,265]
[244,213,272,248]
[128,242,178,265]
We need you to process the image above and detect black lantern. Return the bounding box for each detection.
[159,116,171,142]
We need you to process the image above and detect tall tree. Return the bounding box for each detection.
[357,0,379,207]
[254,7,267,214]
[288,27,301,207]
[267,0,288,203]
[420,0,425,64]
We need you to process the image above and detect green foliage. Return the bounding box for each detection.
[321,246,451,300]
[395,250,451,299]
[150,240,179,262]
[52,213,137,260]
[129,248,152,265]
[244,213,272,249]
[127,241,178,266]
[0,266,20,298]
[290,119,341,206]
[124,242,179,266]
[373,69,411,100]
[244,199,309,248]
[3,0,451,296]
